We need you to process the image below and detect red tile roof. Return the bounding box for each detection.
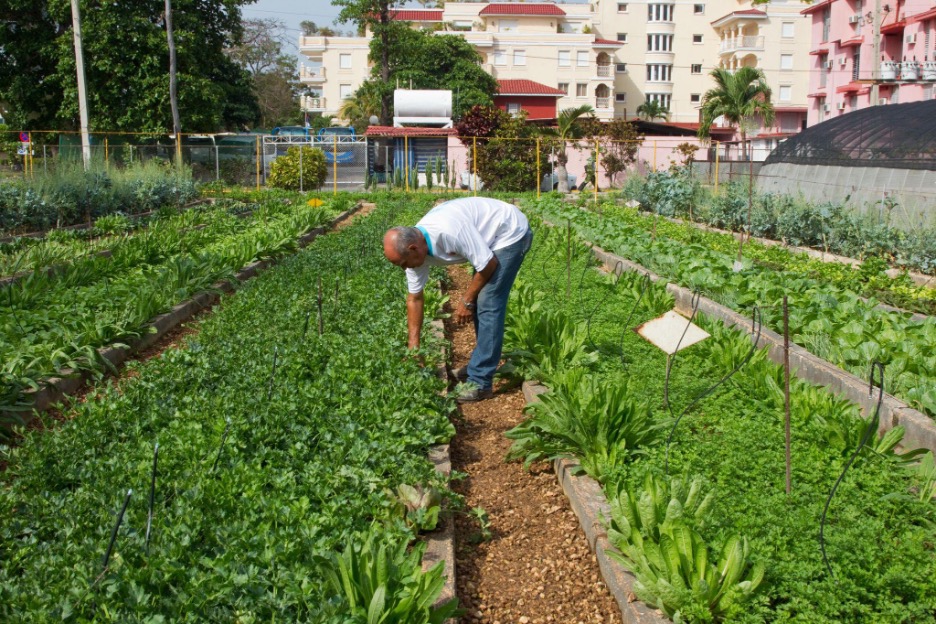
[364,126,457,137]
[479,3,566,16]
[497,79,566,96]
[593,38,624,46]
[390,9,443,21]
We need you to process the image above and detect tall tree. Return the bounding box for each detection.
[542,104,595,193]
[332,0,405,125]
[227,19,300,128]
[698,67,775,160]
[0,0,258,132]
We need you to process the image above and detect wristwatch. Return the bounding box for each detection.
[462,299,477,310]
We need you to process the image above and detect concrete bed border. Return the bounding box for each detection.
[521,381,669,624]
[16,201,370,418]
[589,245,936,454]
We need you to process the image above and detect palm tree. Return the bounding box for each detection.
[543,104,595,193]
[636,100,670,122]
[697,67,775,161]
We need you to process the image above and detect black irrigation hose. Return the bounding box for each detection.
[664,301,764,474]
[618,272,653,370]
[575,243,596,307]
[210,418,232,475]
[145,442,158,553]
[819,361,885,579]
[101,489,132,572]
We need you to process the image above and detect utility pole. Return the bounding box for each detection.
[70,0,91,170]
[871,0,882,105]
[165,0,181,161]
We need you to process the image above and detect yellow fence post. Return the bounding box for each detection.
[472,136,477,197]
[255,135,261,190]
[714,142,720,195]
[404,135,409,192]
[28,132,33,178]
[333,135,338,195]
[536,137,541,200]
[104,136,109,169]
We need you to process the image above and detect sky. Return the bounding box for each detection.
[242,0,344,59]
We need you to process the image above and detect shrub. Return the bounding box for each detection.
[267,146,326,191]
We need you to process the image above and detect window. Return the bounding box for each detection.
[493,50,506,66]
[513,49,526,66]
[646,93,671,109]
[616,63,628,73]
[507,103,521,117]
[576,83,588,97]
[690,93,701,103]
[339,54,352,69]
[691,64,702,74]
[781,54,793,70]
[616,93,628,102]
[617,3,628,11]
[647,34,673,51]
[781,22,795,38]
[558,82,569,95]
[577,50,589,66]
[339,84,352,100]
[558,50,571,67]
[616,32,628,42]
[694,4,705,14]
[693,34,703,43]
[779,85,792,102]
[646,64,673,82]
[452,20,473,31]
[499,19,518,33]
[647,4,674,22]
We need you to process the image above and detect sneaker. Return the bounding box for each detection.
[451,365,469,382]
[454,383,494,403]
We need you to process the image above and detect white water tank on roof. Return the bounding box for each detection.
[393,90,453,127]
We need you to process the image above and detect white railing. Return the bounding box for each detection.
[301,96,325,111]
[300,66,326,81]
[720,36,764,53]
[596,97,611,109]
[596,64,612,77]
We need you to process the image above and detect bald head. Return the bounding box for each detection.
[383,226,428,269]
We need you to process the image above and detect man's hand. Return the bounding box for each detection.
[454,300,474,325]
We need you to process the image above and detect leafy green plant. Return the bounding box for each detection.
[315,529,461,623]
[395,484,444,532]
[606,473,764,622]
[505,369,664,482]
[267,146,327,191]
[468,506,493,544]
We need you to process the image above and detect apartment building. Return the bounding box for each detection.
[803,0,936,126]
[300,1,812,139]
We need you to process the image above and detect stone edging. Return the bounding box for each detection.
[17,202,370,417]
[521,381,669,624]
[423,317,457,614]
[591,245,936,454]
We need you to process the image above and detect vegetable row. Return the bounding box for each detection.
[502,224,936,622]
[0,193,459,621]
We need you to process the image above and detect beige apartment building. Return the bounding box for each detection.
[300,1,812,139]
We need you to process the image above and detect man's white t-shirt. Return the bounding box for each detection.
[405,197,530,294]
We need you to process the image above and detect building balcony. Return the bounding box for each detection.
[301,95,326,112]
[719,35,764,55]
[596,97,612,109]
[596,64,612,77]
[300,65,326,83]
[300,36,327,51]
[460,32,494,47]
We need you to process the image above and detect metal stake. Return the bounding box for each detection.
[102,489,133,572]
[783,295,792,495]
[145,443,159,551]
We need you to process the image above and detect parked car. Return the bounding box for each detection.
[317,127,356,164]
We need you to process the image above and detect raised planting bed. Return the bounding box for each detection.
[0,195,352,418]
[524,197,936,419]
[499,221,936,622]
[0,193,461,621]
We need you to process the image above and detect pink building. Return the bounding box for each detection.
[803,0,936,125]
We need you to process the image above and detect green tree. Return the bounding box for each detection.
[458,106,547,192]
[227,19,300,128]
[600,119,644,186]
[636,100,670,122]
[0,0,257,132]
[337,82,381,130]
[698,67,775,161]
[542,104,595,193]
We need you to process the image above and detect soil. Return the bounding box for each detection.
[445,265,622,624]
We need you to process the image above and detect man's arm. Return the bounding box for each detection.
[454,256,498,325]
[406,291,425,350]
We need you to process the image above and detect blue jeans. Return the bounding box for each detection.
[467,229,534,390]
